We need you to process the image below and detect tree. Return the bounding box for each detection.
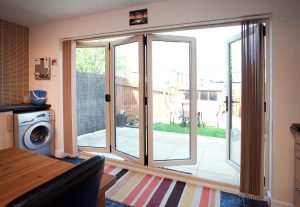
[76,47,128,75]
[115,55,127,76]
[76,47,105,74]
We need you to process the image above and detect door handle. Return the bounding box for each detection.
[224,96,228,112]
[105,94,111,102]
[7,115,12,132]
[22,119,34,124]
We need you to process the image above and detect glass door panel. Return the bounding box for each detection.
[147,34,197,167]
[76,43,110,152]
[228,38,241,168]
[110,36,145,164]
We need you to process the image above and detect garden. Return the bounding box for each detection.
[152,123,226,138]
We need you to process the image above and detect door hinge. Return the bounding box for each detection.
[262,25,266,37]
[144,97,148,105]
[143,35,147,46]
[109,43,111,50]
[264,176,266,187]
[105,94,111,102]
[144,154,148,166]
[264,101,266,112]
[109,145,112,152]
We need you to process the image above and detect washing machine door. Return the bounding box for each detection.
[23,121,54,150]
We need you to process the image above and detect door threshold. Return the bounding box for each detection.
[80,151,240,195]
[159,167,193,175]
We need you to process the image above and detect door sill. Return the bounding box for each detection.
[80,151,240,195]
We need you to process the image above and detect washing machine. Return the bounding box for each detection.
[14,110,55,156]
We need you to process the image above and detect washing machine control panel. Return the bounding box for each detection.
[36,113,46,118]
[15,110,55,126]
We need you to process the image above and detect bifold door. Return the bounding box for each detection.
[76,42,111,153]
[110,36,145,165]
[76,34,197,168]
[147,34,197,167]
[226,36,241,170]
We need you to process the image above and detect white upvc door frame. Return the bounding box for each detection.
[225,34,241,171]
[76,42,111,154]
[110,35,145,165]
[147,34,197,167]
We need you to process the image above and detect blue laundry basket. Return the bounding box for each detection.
[30,90,48,105]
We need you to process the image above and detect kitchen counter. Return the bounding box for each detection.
[0,104,51,113]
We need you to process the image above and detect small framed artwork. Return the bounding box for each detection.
[129,9,148,26]
[34,57,51,80]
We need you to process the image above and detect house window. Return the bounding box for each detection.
[209,92,217,101]
[200,91,208,100]
[184,91,190,100]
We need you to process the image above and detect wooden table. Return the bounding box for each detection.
[0,147,116,207]
[0,147,74,206]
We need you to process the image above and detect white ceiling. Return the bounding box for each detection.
[0,0,164,26]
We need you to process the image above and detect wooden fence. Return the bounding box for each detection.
[115,77,171,122]
[77,73,241,133]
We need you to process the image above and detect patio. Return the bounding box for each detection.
[78,127,239,186]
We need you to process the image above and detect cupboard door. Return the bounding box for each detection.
[295,181,300,207]
[0,111,13,149]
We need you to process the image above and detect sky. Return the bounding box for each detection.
[159,25,241,83]
[83,25,241,89]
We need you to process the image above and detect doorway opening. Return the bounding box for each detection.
[155,26,241,185]
[74,23,262,187]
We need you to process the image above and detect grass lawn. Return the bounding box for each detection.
[153,123,226,138]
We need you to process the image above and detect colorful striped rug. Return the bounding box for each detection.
[104,165,221,207]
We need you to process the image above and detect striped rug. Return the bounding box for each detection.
[104,165,221,207]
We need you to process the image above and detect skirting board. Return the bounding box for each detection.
[271,200,293,207]
[63,152,78,158]
[267,191,293,207]
[267,191,271,206]
[54,149,65,158]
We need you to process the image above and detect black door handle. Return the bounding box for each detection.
[224,96,228,112]
[105,94,111,102]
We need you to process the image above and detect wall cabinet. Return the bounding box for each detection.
[295,139,300,206]
[0,111,14,149]
[293,125,300,207]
